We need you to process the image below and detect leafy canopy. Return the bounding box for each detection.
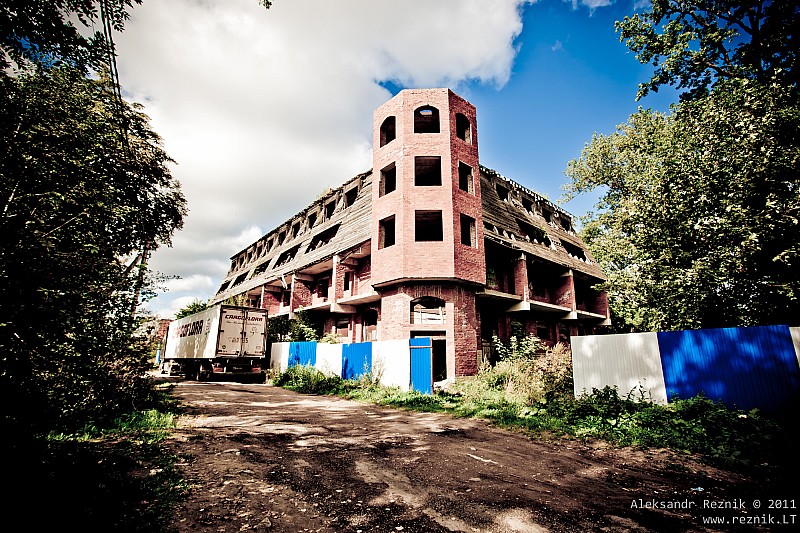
[617,0,799,100]
[565,78,800,330]
[566,1,800,331]
[0,0,141,72]
[175,299,209,320]
[0,66,186,435]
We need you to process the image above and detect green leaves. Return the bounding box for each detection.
[617,1,799,100]
[0,67,186,435]
[566,78,800,331]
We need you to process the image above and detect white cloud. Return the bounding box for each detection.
[567,0,614,12]
[163,274,215,294]
[116,0,533,316]
[156,295,206,320]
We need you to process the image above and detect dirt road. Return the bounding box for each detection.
[165,381,784,532]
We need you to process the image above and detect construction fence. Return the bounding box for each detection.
[270,338,434,394]
[572,325,800,416]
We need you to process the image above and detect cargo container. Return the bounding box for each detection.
[160,305,267,382]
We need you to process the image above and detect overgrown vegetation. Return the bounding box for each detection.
[1,4,188,529]
[268,309,322,342]
[10,387,186,532]
[566,1,800,331]
[273,335,790,472]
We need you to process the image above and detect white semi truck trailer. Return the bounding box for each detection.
[160,305,268,382]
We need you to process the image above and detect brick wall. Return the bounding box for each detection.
[334,256,347,300]
[379,282,479,378]
[291,277,312,311]
[261,289,281,316]
[513,256,528,299]
[356,256,371,294]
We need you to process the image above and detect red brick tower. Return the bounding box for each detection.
[371,89,485,378]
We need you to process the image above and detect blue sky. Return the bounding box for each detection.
[114,0,678,317]
[466,1,678,216]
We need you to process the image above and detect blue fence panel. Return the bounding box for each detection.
[342,342,373,380]
[658,325,800,415]
[288,341,317,368]
[410,337,433,394]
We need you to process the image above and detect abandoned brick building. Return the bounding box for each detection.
[210,88,609,380]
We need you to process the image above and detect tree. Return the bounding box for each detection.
[0,67,186,435]
[565,78,799,331]
[617,1,799,100]
[175,299,209,319]
[0,1,142,72]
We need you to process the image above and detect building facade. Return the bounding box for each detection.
[211,88,609,381]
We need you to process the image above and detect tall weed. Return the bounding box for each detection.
[455,335,573,406]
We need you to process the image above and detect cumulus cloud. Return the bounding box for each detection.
[116,0,533,316]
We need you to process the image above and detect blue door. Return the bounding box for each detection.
[410,337,433,394]
[343,342,372,380]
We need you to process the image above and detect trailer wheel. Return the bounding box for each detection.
[182,362,198,381]
[196,365,209,381]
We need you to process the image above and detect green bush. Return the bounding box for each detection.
[453,335,573,406]
[273,365,343,394]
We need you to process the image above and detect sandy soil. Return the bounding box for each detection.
[163,380,791,532]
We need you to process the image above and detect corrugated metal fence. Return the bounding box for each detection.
[573,325,800,415]
[270,338,433,393]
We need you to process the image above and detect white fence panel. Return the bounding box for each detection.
[315,343,343,376]
[791,327,800,368]
[373,339,411,391]
[572,332,667,404]
[270,342,290,373]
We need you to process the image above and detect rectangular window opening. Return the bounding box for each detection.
[460,213,476,247]
[521,197,533,213]
[276,245,300,266]
[307,224,340,252]
[458,162,473,193]
[345,187,358,207]
[380,163,397,196]
[561,240,588,261]
[496,184,509,201]
[415,210,443,242]
[415,156,442,186]
[379,216,396,249]
[517,218,547,242]
[315,278,329,299]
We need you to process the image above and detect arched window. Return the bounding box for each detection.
[380,116,396,147]
[455,113,471,143]
[414,106,440,133]
[410,296,446,324]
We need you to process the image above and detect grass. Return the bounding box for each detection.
[274,363,791,473]
[7,387,187,532]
